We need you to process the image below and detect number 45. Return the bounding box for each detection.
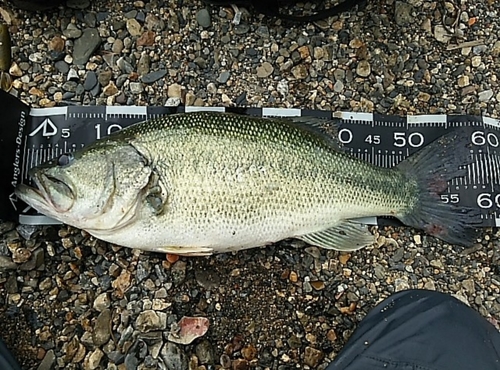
[365,135,380,144]
[440,194,459,203]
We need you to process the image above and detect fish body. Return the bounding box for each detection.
[16,112,479,255]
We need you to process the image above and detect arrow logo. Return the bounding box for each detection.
[29,118,58,137]
[9,193,17,210]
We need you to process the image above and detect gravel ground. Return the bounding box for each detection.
[1,0,500,369]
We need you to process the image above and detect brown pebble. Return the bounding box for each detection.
[48,36,65,52]
[339,253,351,265]
[327,329,337,342]
[232,358,249,370]
[37,347,46,360]
[241,344,257,361]
[310,280,325,290]
[137,30,155,46]
[289,271,298,283]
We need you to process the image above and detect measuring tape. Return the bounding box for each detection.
[3,100,500,227]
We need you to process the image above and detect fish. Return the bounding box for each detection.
[15,111,480,256]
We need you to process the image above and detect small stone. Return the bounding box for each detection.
[167,83,182,98]
[112,39,124,54]
[92,309,111,346]
[112,269,131,298]
[413,235,422,245]
[217,71,230,84]
[130,82,143,94]
[48,36,65,52]
[142,69,167,84]
[93,292,110,311]
[241,344,257,361]
[304,347,323,367]
[54,61,69,74]
[126,18,142,36]
[471,56,481,67]
[196,9,211,28]
[356,60,371,77]
[135,310,166,332]
[289,271,298,283]
[9,62,22,77]
[333,80,344,93]
[37,349,55,370]
[171,260,187,285]
[394,1,414,26]
[137,53,150,76]
[161,342,187,370]
[257,62,273,78]
[0,256,17,271]
[83,71,97,91]
[117,57,134,74]
[462,278,475,293]
[86,348,104,370]
[67,68,79,81]
[196,339,214,365]
[327,329,337,342]
[220,354,231,368]
[137,30,155,47]
[63,23,83,39]
[291,64,308,79]
[434,25,451,43]
[310,281,325,290]
[478,89,493,102]
[339,253,351,265]
[457,75,469,87]
[103,81,118,96]
[232,359,249,370]
[73,28,101,65]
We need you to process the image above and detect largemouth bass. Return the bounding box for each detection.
[15,112,479,255]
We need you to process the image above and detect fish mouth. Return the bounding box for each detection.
[15,173,75,214]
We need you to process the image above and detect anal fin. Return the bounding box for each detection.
[297,221,376,251]
[154,245,214,256]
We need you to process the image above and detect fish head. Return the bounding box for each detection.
[15,140,154,231]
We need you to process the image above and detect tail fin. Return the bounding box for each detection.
[396,129,481,247]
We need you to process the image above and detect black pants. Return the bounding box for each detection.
[327,289,500,370]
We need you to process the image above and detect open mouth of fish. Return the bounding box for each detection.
[16,173,75,213]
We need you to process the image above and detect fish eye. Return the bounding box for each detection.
[57,153,74,167]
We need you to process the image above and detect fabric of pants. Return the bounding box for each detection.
[0,337,21,370]
[327,289,500,370]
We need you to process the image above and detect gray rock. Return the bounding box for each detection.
[196,9,211,28]
[234,24,250,35]
[137,53,150,77]
[117,57,134,74]
[0,256,17,271]
[196,339,215,365]
[130,82,144,94]
[84,71,97,91]
[171,260,187,285]
[479,89,493,102]
[98,70,112,86]
[37,349,55,370]
[73,28,102,65]
[63,23,82,39]
[92,309,111,346]
[217,71,230,84]
[135,310,166,332]
[19,248,44,271]
[141,70,167,84]
[394,1,415,26]
[161,342,187,370]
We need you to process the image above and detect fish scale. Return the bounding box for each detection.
[16,111,480,255]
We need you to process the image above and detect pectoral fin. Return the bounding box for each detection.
[297,221,376,251]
